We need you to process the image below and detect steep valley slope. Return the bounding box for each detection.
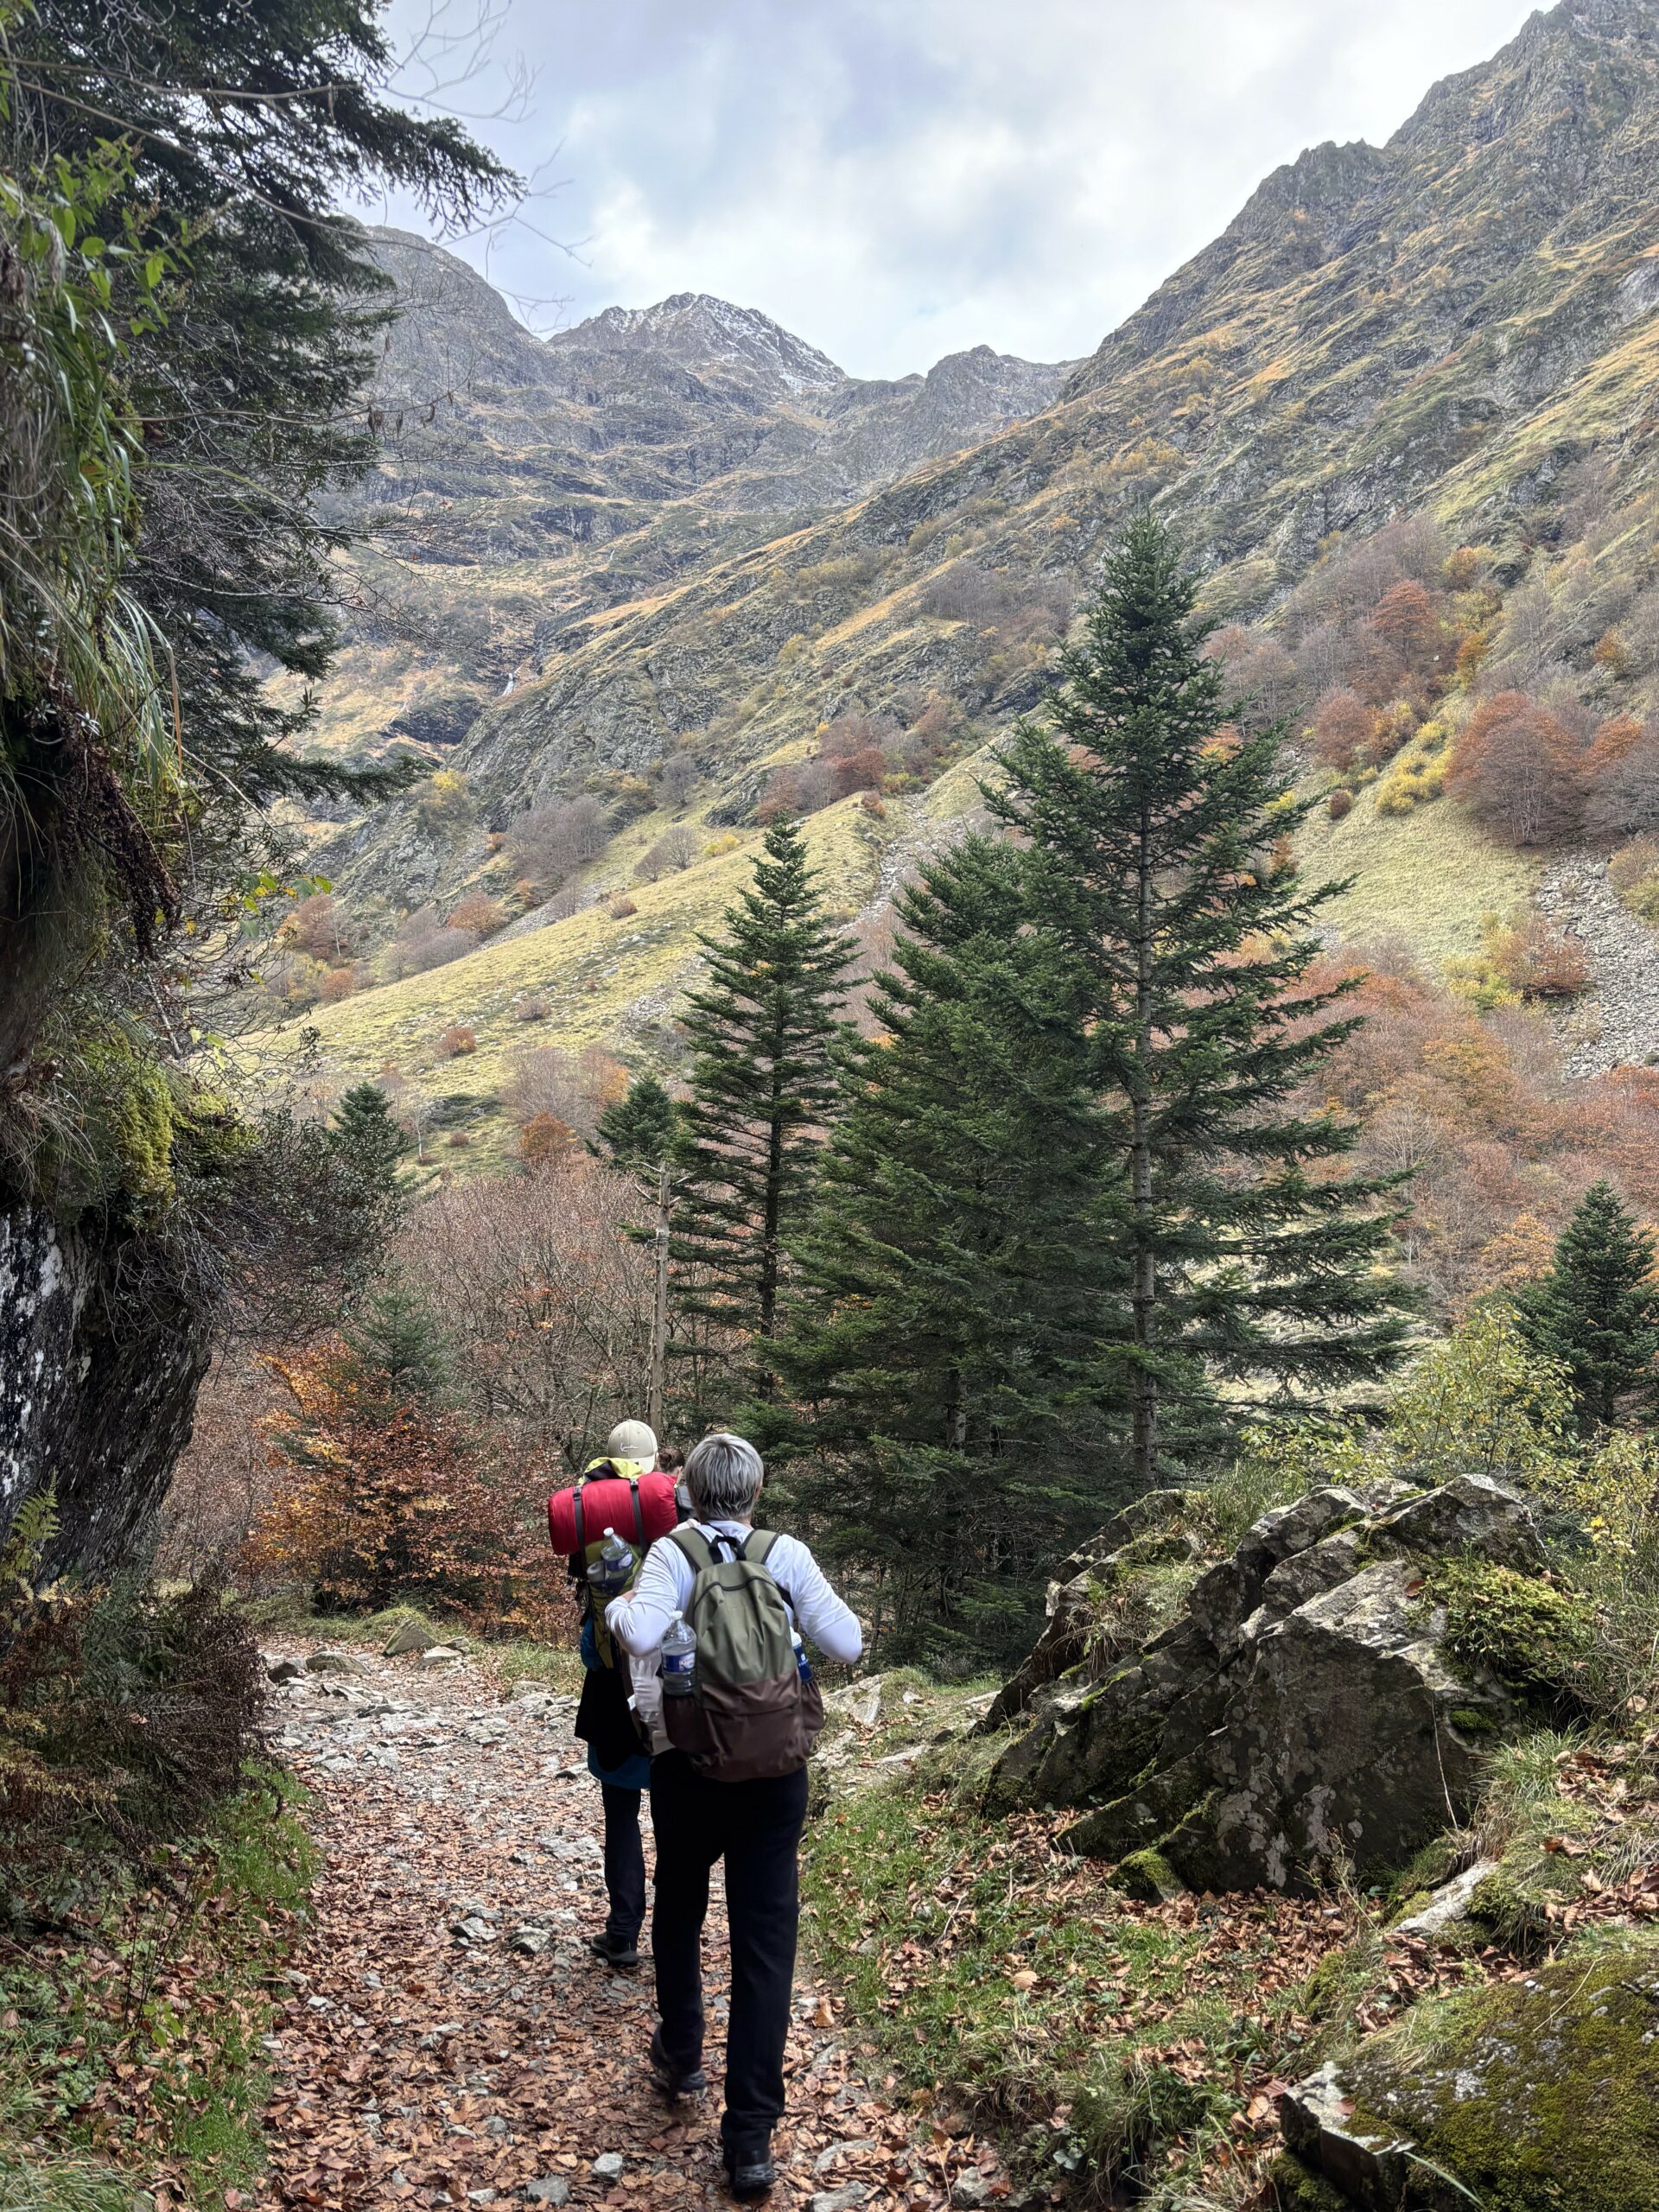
[245,0,1659,1157]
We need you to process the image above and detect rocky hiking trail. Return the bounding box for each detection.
[252,1637,1007,2212]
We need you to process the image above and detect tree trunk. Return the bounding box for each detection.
[1130,800,1159,1491]
[0,1204,210,1584]
[649,1160,671,1435]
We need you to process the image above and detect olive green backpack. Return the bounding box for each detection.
[662,1526,823,1782]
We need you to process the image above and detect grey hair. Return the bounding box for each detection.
[683,1432,764,1520]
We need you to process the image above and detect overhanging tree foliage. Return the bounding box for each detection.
[993,515,1414,1484]
[1,0,513,1136]
[673,819,855,1380]
[1515,1180,1659,1432]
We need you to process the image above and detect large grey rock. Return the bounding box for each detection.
[306,1649,367,1676]
[983,1491,1193,1728]
[992,1473,1539,1891]
[1369,1471,1542,1569]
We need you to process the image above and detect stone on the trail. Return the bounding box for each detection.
[450,1916,497,1943]
[591,2152,625,2181]
[467,2193,496,2205]
[416,1644,466,1667]
[383,1617,439,1656]
[810,2187,872,2212]
[463,1718,511,1745]
[1391,1858,1501,1940]
[815,2139,877,2172]
[524,2182,570,2208]
[265,1655,304,1684]
[951,2178,993,2210]
[1278,1950,1659,2209]
[507,1925,550,1955]
[306,1649,367,1676]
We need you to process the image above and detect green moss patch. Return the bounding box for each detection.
[1340,1950,1659,2210]
[1421,1560,1593,1700]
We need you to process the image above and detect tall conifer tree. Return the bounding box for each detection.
[995,515,1413,1485]
[763,838,1129,1662]
[674,820,855,1370]
[1515,1181,1659,1431]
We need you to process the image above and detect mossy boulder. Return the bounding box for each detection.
[988,1473,1559,1891]
[1279,1949,1659,2209]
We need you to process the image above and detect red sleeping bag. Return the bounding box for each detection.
[548,1465,679,1560]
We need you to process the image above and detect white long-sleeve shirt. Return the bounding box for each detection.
[606,1519,863,1669]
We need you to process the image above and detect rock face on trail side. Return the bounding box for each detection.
[1276,1949,1659,2210]
[986,1472,1549,1892]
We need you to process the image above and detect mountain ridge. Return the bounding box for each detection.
[257,0,1659,1135]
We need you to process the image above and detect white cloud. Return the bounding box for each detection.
[374,0,1537,377]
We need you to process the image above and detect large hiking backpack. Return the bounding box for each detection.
[662,1525,824,1783]
[547,1459,678,1664]
[549,1459,679,1772]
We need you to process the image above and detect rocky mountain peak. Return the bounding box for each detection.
[544,291,845,398]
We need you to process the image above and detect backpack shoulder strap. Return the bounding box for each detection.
[737,1528,779,1567]
[668,1524,717,1575]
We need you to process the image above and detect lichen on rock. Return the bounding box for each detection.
[1278,1948,1659,2209]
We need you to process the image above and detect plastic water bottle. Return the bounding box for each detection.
[588,1526,635,1599]
[660,1610,696,1698]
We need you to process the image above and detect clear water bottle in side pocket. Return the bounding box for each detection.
[588,1526,635,1599]
[791,1626,811,1683]
[659,1610,696,1698]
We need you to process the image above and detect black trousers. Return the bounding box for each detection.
[600,1782,645,1942]
[649,1750,810,2161]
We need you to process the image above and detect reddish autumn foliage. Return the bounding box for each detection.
[1370,578,1445,669]
[246,1344,554,1632]
[519,1110,576,1166]
[1305,946,1659,1312]
[1447,690,1584,846]
[446,894,509,938]
[437,1025,477,1058]
[1311,687,1378,771]
[1490,917,1591,1001]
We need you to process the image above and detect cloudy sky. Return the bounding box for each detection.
[376,0,1537,379]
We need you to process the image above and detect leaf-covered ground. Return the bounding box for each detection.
[253,1641,1007,2212]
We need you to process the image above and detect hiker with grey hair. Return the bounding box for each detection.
[607,1431,861,2199]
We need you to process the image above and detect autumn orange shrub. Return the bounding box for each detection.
[1370,578,1445,670]
[246,1343,555,1632]
[317,964,356,1004]
[437,1025,476,1057]
[1446,690,1583,846]
[609,895,638,920]
[1326,788,1354,821]
[447,893,510,938]
[1311,687,1378,771]
[521,1110,576,1166]
[1490,917,1590,1001]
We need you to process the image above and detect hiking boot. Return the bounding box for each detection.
[648,2025,707,2099]
[723,2147,776,2199]
[588,1928,640,1968]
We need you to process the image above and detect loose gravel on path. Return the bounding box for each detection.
[252,1641,997,2212]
